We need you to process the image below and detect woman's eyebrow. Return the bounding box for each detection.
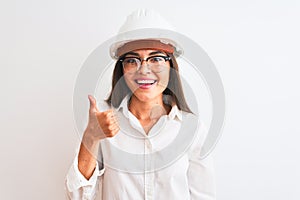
[124,50,166,57]
[124,52,139,57]
[149,51,166,56]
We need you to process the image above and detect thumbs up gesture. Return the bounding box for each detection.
[84,95,120,141]
[78,95,120,179]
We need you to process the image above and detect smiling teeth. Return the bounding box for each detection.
[136,80,156,84]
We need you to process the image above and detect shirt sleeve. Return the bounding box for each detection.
[65,154,105,200]
[187,121,216,200]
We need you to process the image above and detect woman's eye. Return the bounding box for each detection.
[149,57,163,63]
[125,58,138,64]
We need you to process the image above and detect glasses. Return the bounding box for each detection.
[119,55,171,73]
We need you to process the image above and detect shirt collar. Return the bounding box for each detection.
[115,94,182,121]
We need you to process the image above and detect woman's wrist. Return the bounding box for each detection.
[82,131,98,148]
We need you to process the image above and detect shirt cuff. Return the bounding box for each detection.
[66,155,105,192]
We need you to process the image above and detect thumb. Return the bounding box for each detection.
[88,95,99,112]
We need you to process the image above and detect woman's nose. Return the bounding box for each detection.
[138,61,151,74]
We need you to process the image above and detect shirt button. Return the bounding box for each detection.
[83,194,89,200]
[84,186,92,193]
[146,141,151,148]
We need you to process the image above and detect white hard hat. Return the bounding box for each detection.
[109,9,183,59]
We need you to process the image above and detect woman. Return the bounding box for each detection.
[66,9,216,200]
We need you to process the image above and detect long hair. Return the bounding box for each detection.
[106,53,192,113]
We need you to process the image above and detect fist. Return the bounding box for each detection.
[84,95,120,141]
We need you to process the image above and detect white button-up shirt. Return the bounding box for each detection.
[66,95,216,200]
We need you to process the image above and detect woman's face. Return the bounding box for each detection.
[122,49,171,102]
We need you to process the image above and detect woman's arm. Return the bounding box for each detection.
[187,121,216,200]
[78,133,101,180]
[65,95,119,200]
[187,154,216,200]
[65,147,104,200]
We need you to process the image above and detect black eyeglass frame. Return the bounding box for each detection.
[119,55,171,63]
[119,55,171,72]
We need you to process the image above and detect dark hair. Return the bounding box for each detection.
[106,53,192,113]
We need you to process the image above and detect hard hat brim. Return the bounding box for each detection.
[109,28,184,59]
[116,39,175,58]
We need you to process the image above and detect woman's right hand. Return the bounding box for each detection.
[84,95,120,142]
[78,95,120,179]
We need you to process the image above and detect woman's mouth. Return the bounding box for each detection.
[135,79,157,89]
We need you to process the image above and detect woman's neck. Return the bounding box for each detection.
[128,95,172,134]
[128,95,164,120]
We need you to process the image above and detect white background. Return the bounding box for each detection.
[1,0,300,199]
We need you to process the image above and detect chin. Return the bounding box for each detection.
[132,91,163,103]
